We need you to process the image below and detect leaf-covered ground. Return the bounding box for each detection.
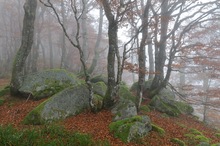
[0,79,219,146]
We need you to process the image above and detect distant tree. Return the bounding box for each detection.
[10,0,37,95]
[88,6,104,74]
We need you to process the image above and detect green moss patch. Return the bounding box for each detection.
[23,99,49,125]
[171,138,186,146]
[119,85,136,103]
[0,98,4,106]
[184,128,211,145]
[0,124,110,146]
[215,133,220,138]
[151,123,165,136]
[92,94,104,112]
[0,86,10,97]
[140,105,151,113]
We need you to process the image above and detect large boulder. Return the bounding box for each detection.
[109,115,152,143]
[131,80,193,116]
[130,80,153,93]
[149,92,193,116]
[111,85,138,121]
[23,83,106,125]
[19,69,80,100]
[111,98,137,121]
[90,75,108,85]
[93,81,107,97]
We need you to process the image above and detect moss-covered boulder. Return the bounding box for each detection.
[130,80,153,93]
[151,97,193,116]
[90,75,108,85]
[112,98,137,121]
[111,85,137,121]
[92,81,107,97]
[149,93,193,116]
[109,115,152,143]
[23,82,106,125]
[23,83,105,125]
[19,69,80,100]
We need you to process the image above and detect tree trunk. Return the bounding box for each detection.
[10,0,37,95]
[101,0,119,108]
[150,0,169,96]
[105,21,118,108]
[148,38,154,80]
[31,33,39,73]
[137,0,150,109]
[60,0,67,69]
[88,6,103,74]
[202,68,209,123]
[80,0,88,71]
[48,15,54,69]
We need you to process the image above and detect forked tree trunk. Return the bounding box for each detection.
[10,0,37,95]
[150,0,169,97]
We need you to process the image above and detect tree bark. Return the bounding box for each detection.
[101,0,118,108]
[150,0,169,96]
[10,0,37,95]
[148,38,154,80]
[137,0,150,109]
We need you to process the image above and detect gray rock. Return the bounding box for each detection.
[92,81,107,97]
[109,115,152,143]
[111,85,137,121]
[19,69,80,100]
[23,84,89,124]
[111,98,137,121]
[150,93,193,116]
[23,83,105,125]
[90,75,107,85]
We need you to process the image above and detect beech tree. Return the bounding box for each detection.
[175,19,220,122]
[148,0,220,98]
[100,0,138,108]
[10,0,37,95]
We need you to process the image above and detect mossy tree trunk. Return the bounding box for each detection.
[10,0,37,96]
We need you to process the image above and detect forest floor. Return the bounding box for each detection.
[0,78,219,146]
